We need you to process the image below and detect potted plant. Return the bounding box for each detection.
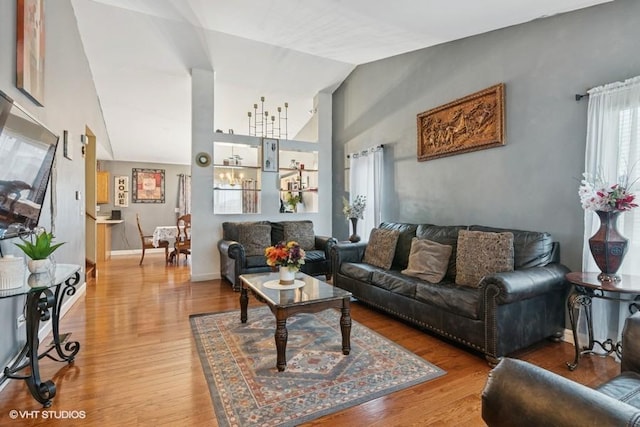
[286,192,302,213]
[264,241,306,284]
[15,228,65,274]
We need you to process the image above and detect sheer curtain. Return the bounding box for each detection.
[178,174,192,216]
[583,75,640,343]
[348,145,384,242]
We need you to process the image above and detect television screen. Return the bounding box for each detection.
[0,90,58,239]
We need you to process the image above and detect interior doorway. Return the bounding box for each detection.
[84,128,97,276]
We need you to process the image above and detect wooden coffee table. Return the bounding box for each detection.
[239,271,352,372]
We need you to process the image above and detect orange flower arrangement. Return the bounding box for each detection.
[264,241,306,271]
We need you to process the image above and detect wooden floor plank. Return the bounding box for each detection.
[0,254,620,426]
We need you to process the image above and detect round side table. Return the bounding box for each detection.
[565,271,640,370]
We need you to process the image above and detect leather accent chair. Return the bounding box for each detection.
[218,220,337,291]
[482,312,640,427]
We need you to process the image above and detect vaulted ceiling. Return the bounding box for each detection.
[71,0,612,165]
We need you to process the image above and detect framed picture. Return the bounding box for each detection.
[63,130,72,160]
[132,168,165,203]
[262,138,278,172]
[16,0,45,106]
[417,83,505,161]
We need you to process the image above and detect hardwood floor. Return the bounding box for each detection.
[0,254,620,426]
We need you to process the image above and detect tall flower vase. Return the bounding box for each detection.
[349,218,360,243]
[589,210,628,282]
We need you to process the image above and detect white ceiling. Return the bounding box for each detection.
[71,0,612,165]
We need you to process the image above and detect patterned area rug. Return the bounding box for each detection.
[190,307,445,427]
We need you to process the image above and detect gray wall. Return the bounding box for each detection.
[0,1,108,369]
[332,0,640,272]
[98,160,190,251]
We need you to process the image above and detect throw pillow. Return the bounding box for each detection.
[455,230,514,287]
[363,228,400,270]
[237,223,272,257]
[281,221,315,251]
[401,238,452,284]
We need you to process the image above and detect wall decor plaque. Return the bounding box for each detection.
[132,168,164,203]
[417,83,505,161]
[16,0,45,106]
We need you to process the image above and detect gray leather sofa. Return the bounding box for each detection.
[482,312,640,426]
[331,222,570,364]
[218,220,337,291]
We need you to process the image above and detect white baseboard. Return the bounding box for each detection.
[191,272,220,281]
[562,328,574,343]
[0,281,87,393]
[111,248,167,256]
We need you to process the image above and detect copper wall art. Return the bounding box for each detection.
[417,83,505,161]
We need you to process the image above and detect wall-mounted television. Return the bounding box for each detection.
[0,90,58,239]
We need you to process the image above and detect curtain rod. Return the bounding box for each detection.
[575,93,589,101]
[347,144,384,159]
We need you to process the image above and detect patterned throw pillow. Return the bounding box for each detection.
[237,223,272,257]
[363,228,400,270]
[455,230,514,287]
[282,222,315,251]
[401,238,452,284]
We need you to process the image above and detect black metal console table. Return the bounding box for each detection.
[565,271,640,371]
[0,264,81,407]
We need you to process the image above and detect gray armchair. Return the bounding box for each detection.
[482,311,640,426]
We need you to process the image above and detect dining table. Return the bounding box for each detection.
[153,225,187,263]
[152,225,180,247]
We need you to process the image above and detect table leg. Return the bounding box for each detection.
[275,317,288,372]
[48,272,81,362]
[340,298,351,355]
[240,285,248,323]
[567,292,593,371]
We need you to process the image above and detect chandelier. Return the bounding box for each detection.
[247,96,288,139]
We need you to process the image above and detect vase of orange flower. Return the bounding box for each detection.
[265,241,306,285]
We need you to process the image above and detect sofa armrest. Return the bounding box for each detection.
[482,358,640,427]
[622,312,640,373]
[314,235,338,256]
[479,263,570,305]
[330,241,368,277]
[217,239,246,263]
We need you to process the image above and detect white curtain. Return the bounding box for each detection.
[178,174,192,216]
[583,75,640,343]
[348,145,384,242]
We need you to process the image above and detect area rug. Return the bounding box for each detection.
[190,307,446,427]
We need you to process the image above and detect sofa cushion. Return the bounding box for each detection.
[340,262,379,282]
[303,249,327,263]
[364,228,400,270]
[245,255,268,268]
[455,230,514,287]
[371,270,417,298]
[597,372,640,408]
[237,223,272,256]
[469,225,554,269]
[271,221,315,250]
[379,222,419,269]
[414,280,481,320]
[416,224,467,279]
[401,238,452,284]
[222,221,270,242]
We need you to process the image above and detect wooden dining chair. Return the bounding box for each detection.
[175,214,191,264]
[136,213,169,265]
